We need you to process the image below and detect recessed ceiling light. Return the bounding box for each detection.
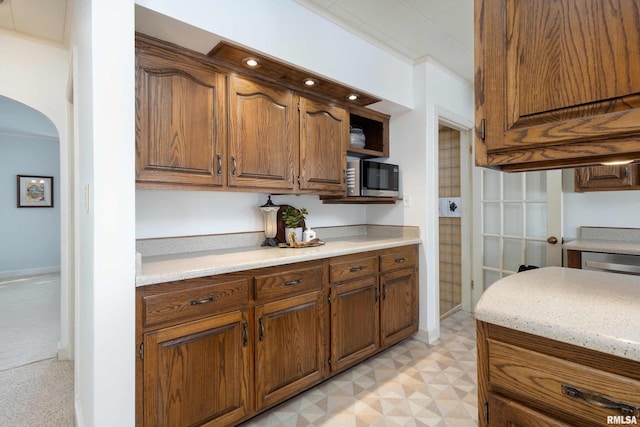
[347,94,359,101]
[243,57,261,68]
[303,78,317,86]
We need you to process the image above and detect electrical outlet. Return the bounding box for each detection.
[403,194,412,207]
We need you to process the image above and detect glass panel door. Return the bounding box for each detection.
[472,169,562,307]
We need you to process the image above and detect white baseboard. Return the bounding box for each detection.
[75,397,84,427]
[412,326,440,345]
[0,266,60,279]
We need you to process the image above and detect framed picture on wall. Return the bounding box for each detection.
[17,175,54,208]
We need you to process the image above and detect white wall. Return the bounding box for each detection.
[0,32,73,360]
[0,135,60,273]
[562,170,640,240]
[133,0,415,239]
[72,0,136,425]
[368,61,475,342]
[135,0,414,110]
[136,191,366,238]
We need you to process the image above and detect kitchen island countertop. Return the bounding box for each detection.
[136,225,420,286]
[475,266,640,362]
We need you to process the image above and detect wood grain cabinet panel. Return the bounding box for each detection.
[477,322,640,427]
[228,75,297,191]
[575,164,640,192]
[143,310,251,427]
[475,0,640,171]
[380,267,418,347]
[330,276,380,372]
[254,291,325,411]
[136,47,226,189]
[299,97,348,194]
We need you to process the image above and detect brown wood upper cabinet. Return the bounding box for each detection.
[228,75,297,191]
[475,0,640,171]
[299,97,348,193]
[229,76,347,194]
[136,45,227,189]
[575,163,640,192]
[136,35,349,195]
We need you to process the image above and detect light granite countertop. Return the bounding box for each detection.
[475,266,640,362]
[136,225,420,286]
[563,226,640,255]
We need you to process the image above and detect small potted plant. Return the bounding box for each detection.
[282,206,308,244]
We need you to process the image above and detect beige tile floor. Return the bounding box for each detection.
[242,310,478,427]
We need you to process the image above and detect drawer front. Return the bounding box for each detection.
[255,262,324,302]
[329,254,378,283]
[488,339,640,424]
[380,246,416,273]
[142,278,249,329]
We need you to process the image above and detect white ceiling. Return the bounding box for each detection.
[0,0,70,45]
[293,0,474,81]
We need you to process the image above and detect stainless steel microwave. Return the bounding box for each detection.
[347,160,399,197]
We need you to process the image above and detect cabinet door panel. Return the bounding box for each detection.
[575,164,640,192]
[380,268,417,347]
[136,51,226,188]
[228,76,296,190]
[255,292,325,410]
[299,97,347,193]
[476,0,640,169]
[143,310,250,427]
[330,277,379,372]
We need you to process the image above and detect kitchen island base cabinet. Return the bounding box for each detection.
[255,291,325,411]
[143,310,251,427]
[477,321,640,427]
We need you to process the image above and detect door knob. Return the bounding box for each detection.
[547,236,558,244]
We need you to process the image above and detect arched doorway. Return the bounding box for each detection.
[0,95,62,369]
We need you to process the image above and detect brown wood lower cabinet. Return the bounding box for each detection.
[143,310,251,427]
[255,291,325,410]
[477,321,640,427]
[330,276,380,372]
[380,267,417,347]
[136,244,419,426]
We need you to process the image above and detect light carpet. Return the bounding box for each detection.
[0,274,60,371]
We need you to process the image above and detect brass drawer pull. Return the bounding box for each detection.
[189,295,219,306]
[283,278,303,286]
[349,266,364,273]
[216,154,222,175]
[562,384,640,417]
[395,257,406,264]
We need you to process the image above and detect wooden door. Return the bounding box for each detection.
[575,164,640,192]
[254,291,325,411]
[136,48,226,189]
[476,0,640,170]
[380,268,417,347]
[330,276,379,372]
[228,75,297,191]
[143,310,250,427]
[299,97,348,194]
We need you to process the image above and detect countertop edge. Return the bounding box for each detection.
[136,237,421,286]
[474,267,640,362]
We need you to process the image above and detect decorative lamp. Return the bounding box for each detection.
[259,196,280,247]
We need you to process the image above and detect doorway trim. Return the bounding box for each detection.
[432,107,474,331]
